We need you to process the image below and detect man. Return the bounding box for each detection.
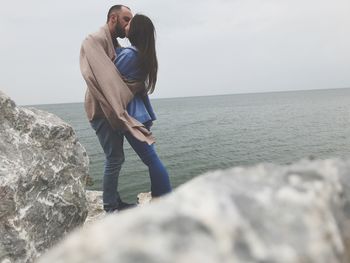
[80,5,153,212]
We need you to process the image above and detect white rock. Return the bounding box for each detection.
[38,158,350,263]
[0,90,89,262]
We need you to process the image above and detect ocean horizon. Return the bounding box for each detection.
[24,87,349,107]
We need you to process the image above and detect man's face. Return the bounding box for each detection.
[114,7,132,38]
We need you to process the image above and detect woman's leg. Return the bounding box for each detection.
[125,132,172,197]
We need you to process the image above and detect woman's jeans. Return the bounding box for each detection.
[90,118,125,209]
[125,122,172,197]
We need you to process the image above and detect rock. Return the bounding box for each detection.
[84,191,154,225]
[37,158,350,263]
[0,90,89,263]
[85,191,105,225]
[137,192,152,205]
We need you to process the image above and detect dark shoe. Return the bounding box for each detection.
[104,202,136,213]
[117,201,137,211]
[104,206,117,213]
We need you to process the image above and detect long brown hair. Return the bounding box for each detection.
[128,14,158,94]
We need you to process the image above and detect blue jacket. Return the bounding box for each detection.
[115,46,156,124]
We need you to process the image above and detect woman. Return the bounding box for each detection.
[115,14,172,198]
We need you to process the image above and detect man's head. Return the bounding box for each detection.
[107,5,132,38]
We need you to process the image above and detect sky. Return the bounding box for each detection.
[0,0,349,105]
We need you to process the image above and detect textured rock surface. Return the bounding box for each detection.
[137,191,153,205]
[85,191,105,225]
[85,191,155,225]
[0,91,89,262]
[38,158,350,263]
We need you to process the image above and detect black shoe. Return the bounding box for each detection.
[104,206,117,213]
[117,201,137,211]
[104,202,136,213]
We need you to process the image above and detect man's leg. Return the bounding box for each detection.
[90,118,126,211]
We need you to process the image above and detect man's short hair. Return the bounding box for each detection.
[107,5,130,23]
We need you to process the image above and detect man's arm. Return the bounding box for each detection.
[80,34,133,112]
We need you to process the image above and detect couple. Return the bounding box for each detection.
[80,5,172,213]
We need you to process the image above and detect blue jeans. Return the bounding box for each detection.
[125,122,172,197]
[90,118,124,208]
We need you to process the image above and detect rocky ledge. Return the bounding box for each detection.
[0,91,89,262]
[84,190,153,225]
[39,158,350,263]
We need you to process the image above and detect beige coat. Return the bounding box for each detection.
[80,24,155,145]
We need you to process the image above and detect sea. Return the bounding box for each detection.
[34,88,350,202]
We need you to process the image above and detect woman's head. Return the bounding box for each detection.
[126,14,158,94]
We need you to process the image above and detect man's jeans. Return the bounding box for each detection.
[90,118,124,208]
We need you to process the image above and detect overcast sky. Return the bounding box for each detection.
[0,0,349,105]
